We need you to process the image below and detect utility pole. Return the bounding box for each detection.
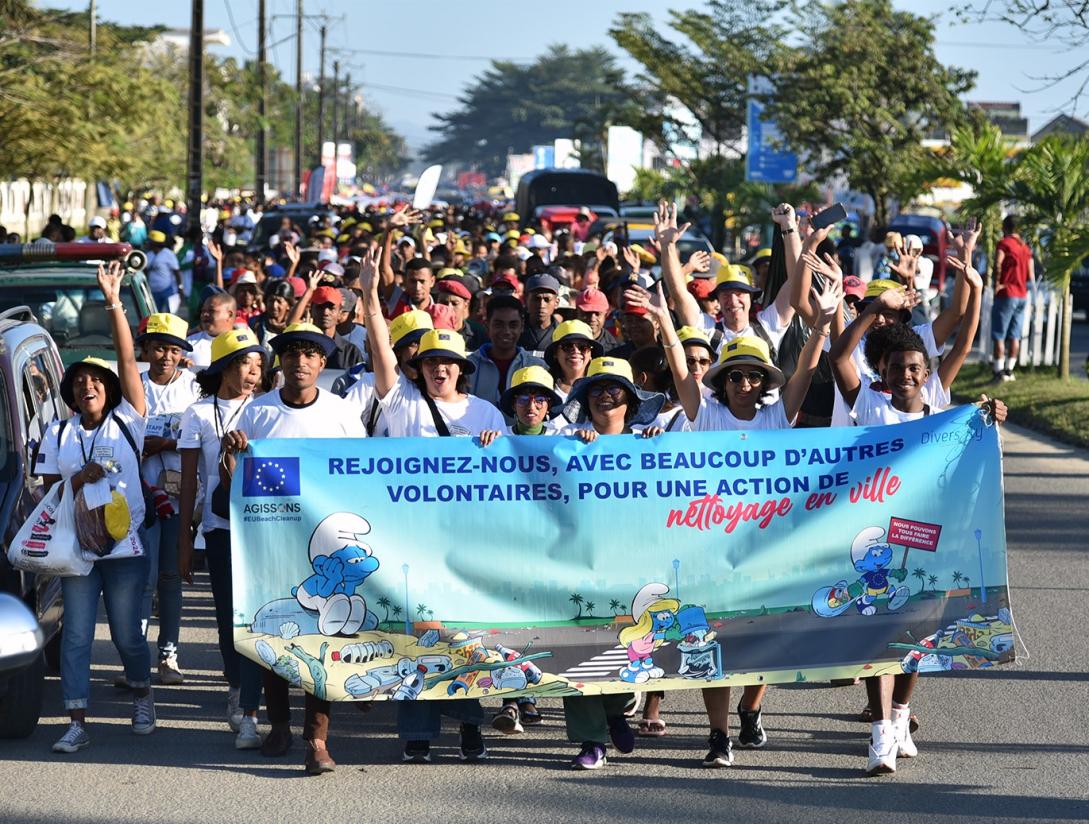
[293,0,303,197]
[186,0,204,234]
[255,0,267,201]
[343,72,351,136]
[316,24,327,168]
[88,0,96,56]
[331,59,339,188]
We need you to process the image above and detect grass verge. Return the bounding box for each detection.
[952,363,1089,449]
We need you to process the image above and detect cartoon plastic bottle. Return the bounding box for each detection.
[392,664,428,701]
[496,643,542,684]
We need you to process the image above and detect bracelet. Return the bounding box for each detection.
[781,227,796,235]
[663,341,680,349]
[810,327,830,337]
[104,303,124,311]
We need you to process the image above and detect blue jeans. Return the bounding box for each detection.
[141,514,183,658]
[60,555,151,710]
[397,699,484,741]
[204,529,262,711]
[991,295,1027,342]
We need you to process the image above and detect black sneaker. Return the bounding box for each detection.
[402,740,431,764]
[459,724,487,762]
[736,704,767,749]
[702,729,733,768]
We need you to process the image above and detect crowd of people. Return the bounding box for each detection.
[33,196,1009,778]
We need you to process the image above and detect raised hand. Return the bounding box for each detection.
[771,203,798,231]
[283,240,300,265]
[875,283,920,312]
[685,249,711,275]
[307,267,324,291]
[653,200,691,248]
[621,245,641,275]
[389,207,423,228]
[96,260,124,302]
[801,249,842,282]
[207,238,222,262]
[808,280,842,328]
[359,246,382,294]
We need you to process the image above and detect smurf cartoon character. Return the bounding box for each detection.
[292,512,379,635]
[813,527,910,618]
[618,583,680,683]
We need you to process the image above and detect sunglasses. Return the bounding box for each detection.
[726,369,766,385]
[686,356,712,368]
[588,383,626,400]
[515,393,552,407]
[559,340,592,353]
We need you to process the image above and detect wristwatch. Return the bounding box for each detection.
[782,227,796,235]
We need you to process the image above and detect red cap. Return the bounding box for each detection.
[287,276,307,298]
[436,278,471,301]
[426,302,458,330]
[311,285,343,306]
[575,287,609,313]
[490,273,522,295]
[687,278,716,300]
[623,304,648,316]
[843,276,865,300]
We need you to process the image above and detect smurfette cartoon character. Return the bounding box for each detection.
[292,512,379,635]
[618,583,680,683]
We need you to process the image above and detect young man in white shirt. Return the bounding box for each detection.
[187,290,238,367]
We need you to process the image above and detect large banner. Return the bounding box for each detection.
[231,405,1014,703]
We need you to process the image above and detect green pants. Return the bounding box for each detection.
[562,693,633,745]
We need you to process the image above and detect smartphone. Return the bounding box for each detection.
[811,203,847,231]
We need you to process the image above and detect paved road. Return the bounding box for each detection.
[1,424,1086,824]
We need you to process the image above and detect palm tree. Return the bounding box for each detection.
[928,574,938,592]
[377,596,391,624]
[1006,135,1089,379]
[962,575,970,592]
[952,571,963,589]
[427,608,434,621]
[569,593,584,620]
[392,605,402,619]
[913,567,927,589]
[416,603,429,621]
[609,599,622,615]
[585,601,596,618]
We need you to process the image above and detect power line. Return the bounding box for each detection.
[350,48,531,63]
[359,81,461,102]
[223,0,255,55]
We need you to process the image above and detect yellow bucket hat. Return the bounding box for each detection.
[499,365,562,417]
[408,329,475,374]
[677,325,714,353]
[702,335,785,391]
[713,264,761,294]
[389,309,434,349]
[136,313,192,351]
[207,328,268,374]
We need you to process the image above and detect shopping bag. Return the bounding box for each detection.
[81,528,145,563]
[8,481,93,577]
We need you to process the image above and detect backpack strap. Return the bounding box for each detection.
[110,411,142,462]
[364,399,382,437]
[56,417,68,451]
[421,393,452,437]
[749,318,778,362]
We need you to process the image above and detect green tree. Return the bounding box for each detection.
[584,601,597,618]
[392,605,402,619]
[609,598,622,615]
[569,593,584,620]
[913,567,928,589]
[1005,136,1089,379]
[376,596,391,624]
[765,0,976,227]
[424,46,632,176]
[415,603,429,620]
[952,571,963,588]
[928,574,939,591]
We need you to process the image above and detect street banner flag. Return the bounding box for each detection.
[232,405,1014,702]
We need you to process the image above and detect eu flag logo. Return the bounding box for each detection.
[243,457,301,497]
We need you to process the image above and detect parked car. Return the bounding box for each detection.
[515,169,620,228]
[0,306,68,738]
[0,241,155,366]
[248,205,339,253]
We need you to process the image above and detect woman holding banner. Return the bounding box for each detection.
[637,276,839,768]
[361,246,503,763]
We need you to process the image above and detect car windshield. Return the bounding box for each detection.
[0,286,140,348]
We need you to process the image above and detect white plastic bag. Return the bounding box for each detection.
[8,481,92,577]
[81,528,145,563]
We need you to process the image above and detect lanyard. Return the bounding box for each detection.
[77,416,105,465]
[213,395,249,439]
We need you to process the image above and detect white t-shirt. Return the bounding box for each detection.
[379,373,506,438]
[554,421,653,436]
[37,398,147,526]
[852,387,931,426]
[178,394,253,533]
[688,396,790,432]
[186,332,214,368]
[341,372,389,438]
[141,369,201,494]
[237,388,367,439]
[711,303,789,355]
[829,322,941,427]
[653,407,689,432]
[853,372,949,428]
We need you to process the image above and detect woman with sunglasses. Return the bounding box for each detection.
[544,320,601,403]
[637,280,840,767]
[553,357,666,769]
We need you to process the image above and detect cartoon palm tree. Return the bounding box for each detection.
[569,593,584,620]
[963,575,971,592]
[416,603,429,620]
[585,601,596,618]
[609,599,622,615]
[377,596,392,624]
[427,608,435,621]
[913,567,927,589]
[927,574,938,591]
[392,605,402,620]
[952,571,963,589]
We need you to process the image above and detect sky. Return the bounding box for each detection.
[44,0,1088,152]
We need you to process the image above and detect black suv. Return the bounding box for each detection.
[0,306,67,737]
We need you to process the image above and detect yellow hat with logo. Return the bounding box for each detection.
[567,357,665,427]
[269,321,335,357]
[389,309,433,349]
[408,329,475,374]
[713,264,761,294]
[544,319,603,364]
[702,335,785,391]
[499,365,562,418]
[862,278,903,300]
[136,313,192,351]
[207,328,268,374]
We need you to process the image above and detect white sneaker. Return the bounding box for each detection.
[132,692,156,735]
[52,722,90,753]
[866,721,897,775]
[235,715,262,749]
[158,655,186,686]
[892,707,917,758]
[227,687,242,733]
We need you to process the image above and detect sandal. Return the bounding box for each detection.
[637,718,667,737]
[519,703,542,725]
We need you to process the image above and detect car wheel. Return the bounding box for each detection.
[0,652,45,739]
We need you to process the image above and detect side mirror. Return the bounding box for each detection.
[0,593,44,674]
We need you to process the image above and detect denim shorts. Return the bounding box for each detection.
[991,296,1027,342]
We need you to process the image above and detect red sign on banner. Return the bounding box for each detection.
[888,516,942,551]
